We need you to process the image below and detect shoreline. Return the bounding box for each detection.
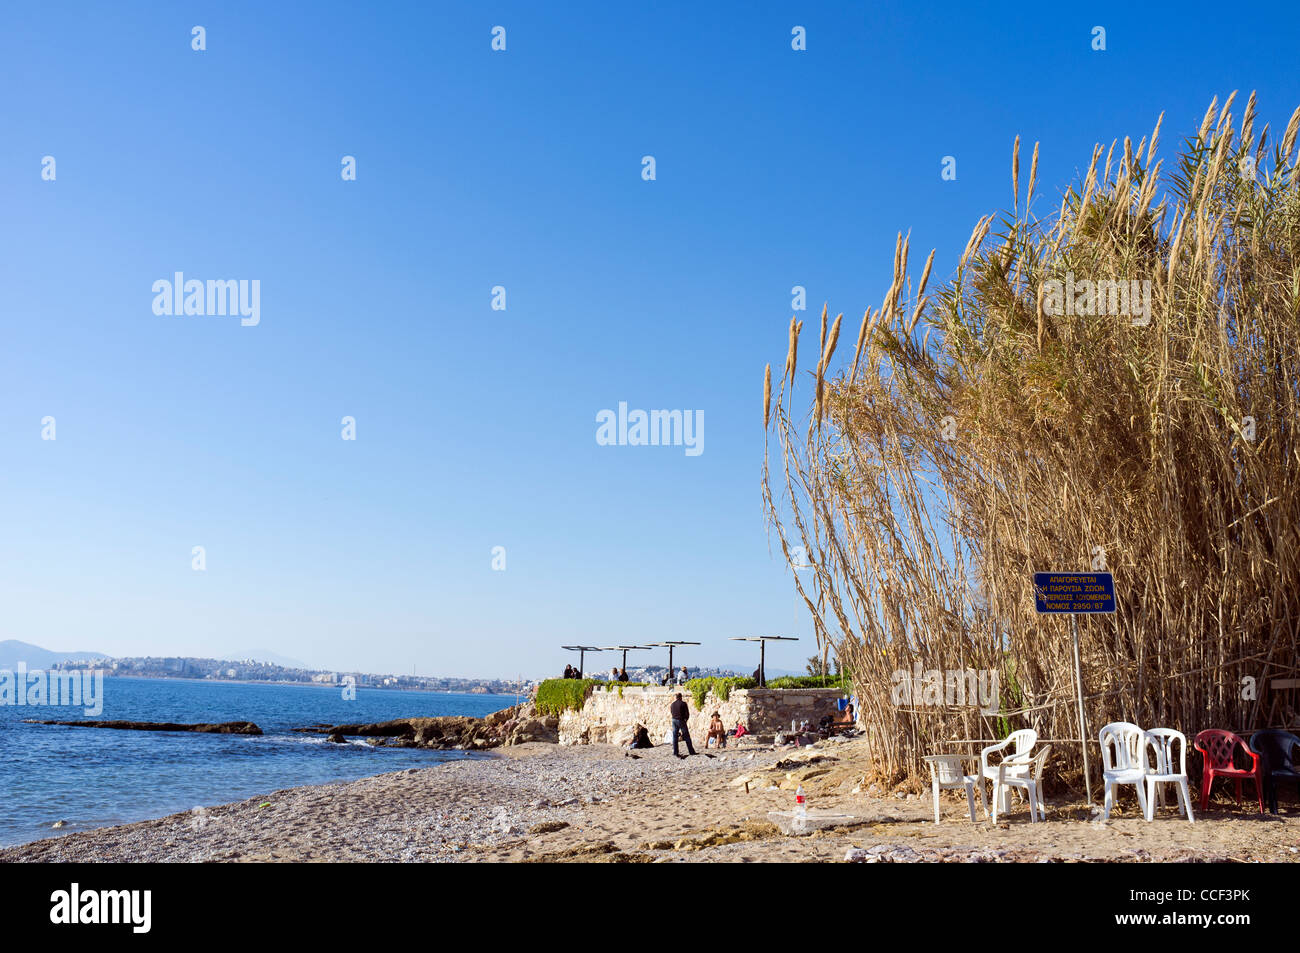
[2,696,547,850]
[5,736,1298,863]
[0,738,484,853]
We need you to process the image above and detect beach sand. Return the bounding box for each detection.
[4,736,1297,862]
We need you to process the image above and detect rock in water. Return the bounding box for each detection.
[297,701,559,751]
[32,720,263,735]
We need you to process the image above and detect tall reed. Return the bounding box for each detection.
[763,94,1300,788]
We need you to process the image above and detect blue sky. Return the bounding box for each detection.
[2,2,1297,677]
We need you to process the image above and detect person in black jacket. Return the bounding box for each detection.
[669,693,696,757]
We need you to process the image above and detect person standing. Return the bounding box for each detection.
[669,692,696,757]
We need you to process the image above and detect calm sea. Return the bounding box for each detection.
[0,676,509,847]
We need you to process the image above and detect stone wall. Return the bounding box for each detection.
[557,684,845,746]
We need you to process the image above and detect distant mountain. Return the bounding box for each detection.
[0,640,109,669]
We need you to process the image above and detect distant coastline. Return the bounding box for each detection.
[86,673,527,697]
[40,653,536,697]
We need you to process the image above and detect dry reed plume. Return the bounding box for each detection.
[763,93,1300,790]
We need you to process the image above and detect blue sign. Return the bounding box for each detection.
[1034,572,1115,614]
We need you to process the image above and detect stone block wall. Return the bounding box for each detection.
[557,684,845,746]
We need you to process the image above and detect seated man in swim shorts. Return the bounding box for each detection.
[705,710,728,749]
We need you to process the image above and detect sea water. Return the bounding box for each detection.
[0,676,508,846]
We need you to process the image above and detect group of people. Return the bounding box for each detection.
[643,694,748,758]
[560,663,690,684]
[630,696,853,758]
[659,665,690,686]
[557,658,857,758]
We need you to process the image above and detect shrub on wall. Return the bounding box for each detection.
[685,676,757,709]
[609,682,650,697]
[766,674,852,691]
[535,678,595,716]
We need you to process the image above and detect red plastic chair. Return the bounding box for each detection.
[1193,729,1265,813]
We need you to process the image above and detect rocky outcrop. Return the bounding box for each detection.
[30,720,262,735]
[295,702,558,750]
[483,702,560,746]
[34,705,562,751]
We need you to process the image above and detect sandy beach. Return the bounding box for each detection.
[5,735,1298,863]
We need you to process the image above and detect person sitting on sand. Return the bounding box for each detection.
[628,723,652,749]
[820,706,855,738]
[705,711,727,749]
[733,721,748,740]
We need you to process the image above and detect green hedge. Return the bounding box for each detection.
[600,681,650,698]
[766,674,853,691]
[685,676,757,709]
[535,678,595,716]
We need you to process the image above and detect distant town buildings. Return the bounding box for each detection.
[47,655,747,692]
[594,665,745,683]
[54,656,536,695]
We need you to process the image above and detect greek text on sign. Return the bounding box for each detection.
[1033,572,1115,614]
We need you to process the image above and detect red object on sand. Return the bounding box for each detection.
[1193,729,1265,814]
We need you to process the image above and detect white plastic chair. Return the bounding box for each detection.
[923,754,985,823]
[1143,728,1195,823]
[980,729,1037,815]
[991,744,1051,822]
[1100,721,1150,821]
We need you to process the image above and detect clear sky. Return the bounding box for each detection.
[2,2,1297,678]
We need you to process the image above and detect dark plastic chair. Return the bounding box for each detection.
[1192,729,1264,814]
[1249,729,1300,814]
